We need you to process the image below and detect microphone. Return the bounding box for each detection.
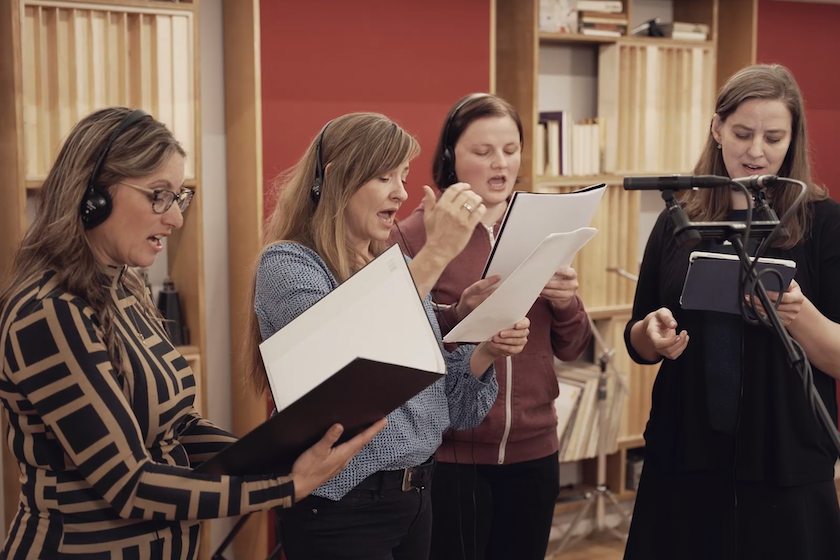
[731,174,779,189]
[623,175,732,191]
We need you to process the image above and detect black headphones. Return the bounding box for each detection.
[311,120,333,204]
[80,109,152,229]
[440,93,491,188]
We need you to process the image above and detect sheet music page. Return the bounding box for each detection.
[444,227,597,343]
[260,244,445,411]
[484,185,606,282]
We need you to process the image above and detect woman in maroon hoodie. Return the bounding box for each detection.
[391,93,592,560]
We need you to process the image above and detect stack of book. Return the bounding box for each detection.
[539,0,625,35]
[536,111,603,178]
[659,21,709,41]
[578,3,627,37]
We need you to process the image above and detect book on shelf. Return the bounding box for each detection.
[580,25,625,37]
[667,30,709,41]
[580,10,627,21]
[579,10,628,33]
[576,0,623,13]
[660,22,710,35]
[538,111,601,178]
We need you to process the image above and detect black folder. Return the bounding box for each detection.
[195,244,446,477]
[680,251,797,315]
[196,358,443,476]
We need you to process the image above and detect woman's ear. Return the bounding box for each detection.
[711,113,723,145]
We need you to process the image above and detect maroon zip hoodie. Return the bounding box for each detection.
[391,204,592,465]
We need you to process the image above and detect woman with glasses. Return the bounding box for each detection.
[0,107,385,560]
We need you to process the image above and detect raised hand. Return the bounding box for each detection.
[644,307,689,360]
[421,183,485,265]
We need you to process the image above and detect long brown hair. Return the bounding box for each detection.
[683,64,826,247]
[245,112,420,395]
[0,107,185,377]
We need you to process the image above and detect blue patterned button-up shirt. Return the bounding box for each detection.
[254,242,498,500]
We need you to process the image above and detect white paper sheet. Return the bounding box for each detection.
[484,186,606,282]
[444,227,598,343]
[259,244,446,411]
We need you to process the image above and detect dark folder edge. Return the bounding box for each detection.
[480,184,607,279]
[680,254,797,315]
[195,360,444,477]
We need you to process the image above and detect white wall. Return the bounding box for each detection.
[198,0,235,553]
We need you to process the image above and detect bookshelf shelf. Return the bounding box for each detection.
[618,435,645,450]
[585,304,634,320]
[539,31,619,45]
[539,32,713,48]
[618,35,714,48]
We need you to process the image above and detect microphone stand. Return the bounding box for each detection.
[554,316,631,554]
[680,219,840,458]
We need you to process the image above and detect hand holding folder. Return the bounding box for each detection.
[197,244,446,476]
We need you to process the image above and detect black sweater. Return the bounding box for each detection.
[625,198,840,486]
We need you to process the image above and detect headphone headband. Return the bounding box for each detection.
[440,93,491,188]
[80,108,151,228]
[311,120,333,204]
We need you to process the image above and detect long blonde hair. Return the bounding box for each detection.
[683,64,826,247]
[0,107,185,377]
[245,112,420,395]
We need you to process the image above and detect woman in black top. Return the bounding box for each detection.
[624,64,840,560]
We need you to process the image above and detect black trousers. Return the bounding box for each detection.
[276,467,433,560]
[429,452,560,560]
[624,455,840,560]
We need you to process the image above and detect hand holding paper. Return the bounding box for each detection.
[540,267,580,311]
[444,227,597,343]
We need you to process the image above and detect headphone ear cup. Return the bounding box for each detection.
[441,147,457,187]
[80,185,113,229]
[310,180,321,203]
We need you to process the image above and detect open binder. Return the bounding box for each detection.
[680,251,797,315]
[197,244,446,476]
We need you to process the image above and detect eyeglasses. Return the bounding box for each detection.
[119,181,194,214]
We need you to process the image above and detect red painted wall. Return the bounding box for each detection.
[756,0,840,198]
[259,3,491,553]
[755,0,840,425]
[260,0,491,219]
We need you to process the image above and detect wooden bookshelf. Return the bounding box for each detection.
[0,0,209,556]
[496,0,722,502]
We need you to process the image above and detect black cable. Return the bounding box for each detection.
[471,428,477,560]
[395,219,469,559]
[726,179,840,460]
